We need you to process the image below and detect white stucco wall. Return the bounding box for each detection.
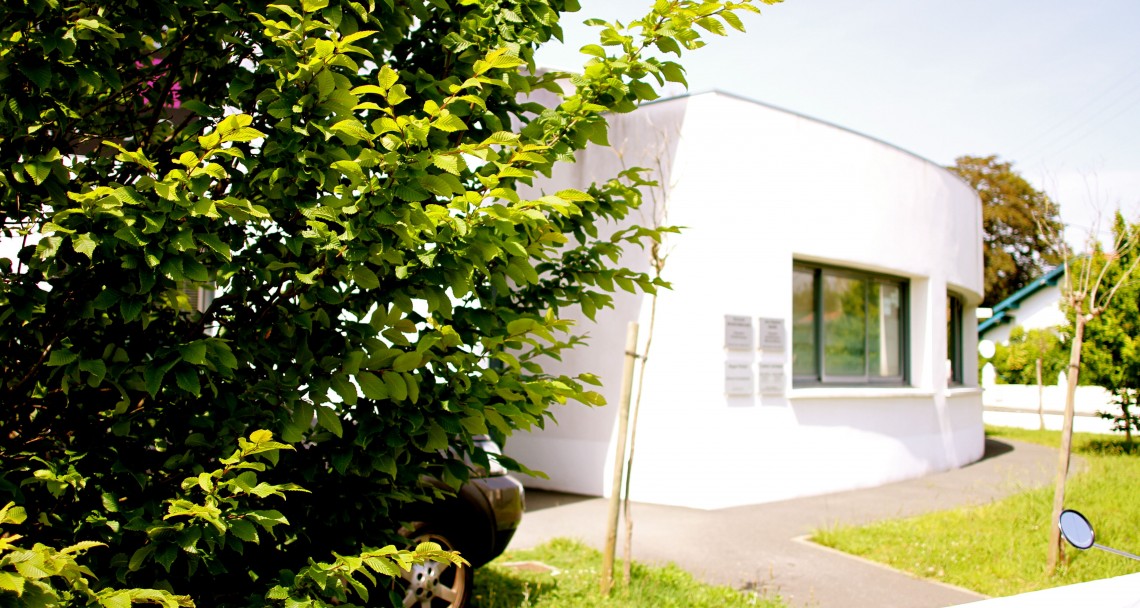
[506,92,985,509]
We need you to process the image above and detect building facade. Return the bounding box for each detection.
[506,91,986,509]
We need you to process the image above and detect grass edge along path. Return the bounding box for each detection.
[470,538,785,608]
[812,426,1140,598]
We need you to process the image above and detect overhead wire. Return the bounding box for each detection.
[1011,60,1140,164]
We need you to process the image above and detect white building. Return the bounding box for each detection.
[506,91,986,509]
[977,265,1065,344]
[977,265,1118,434]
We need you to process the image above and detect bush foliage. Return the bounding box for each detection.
[988,326,1067,386]
[0,0,769,604]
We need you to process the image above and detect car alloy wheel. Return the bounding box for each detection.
[400,530,473,608]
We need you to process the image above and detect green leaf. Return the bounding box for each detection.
[1,504,27,525]
[330,119,374,142]
[268,3,302,19]
[357,372,388,400]
[659,61,686,85]
[432,154,462,175]
[387,84,410,106]
[507,318,536,335]
[331,374,359,405]
[352,265,380,289]
[114,226,146,247]
[378,64,398,91]
[0,572,25,595]
[47,349,79,366]
[383,371,407,401]
[120,298,143,322]
[23,162,52,185]
[431,112,467,133]
[423,423,448,451]
[229,519,259,543]
[460,413,487,434]
[331,160,366,182]
[340,29,378,45]
[143,364,167,397]
[79,359,107,386]
[18,61,51,89]
[179,341,208,365]
[696,16,727,36]
[419,174,455,196]
[391,351,420,373]
[99,590,133,608]
[174,367,201,396]
[196,233,232,261]
[580,44,606,58]
[315,406,343,437]
[225,127,266,143]
[128,544,156,571]
[721,10,746,32]
[316,69,335,99]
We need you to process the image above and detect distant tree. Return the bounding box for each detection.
[990,326,1067,386]
[1069,215,1140,446]
[948,155,1064,307]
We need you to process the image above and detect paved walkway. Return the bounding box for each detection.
[507,438,1067,608]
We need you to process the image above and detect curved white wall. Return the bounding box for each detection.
[507,92,985,509]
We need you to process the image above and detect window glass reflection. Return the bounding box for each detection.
[823,274,866,377]
[792,268,816,377]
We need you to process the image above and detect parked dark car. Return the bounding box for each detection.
[399,435,525,608]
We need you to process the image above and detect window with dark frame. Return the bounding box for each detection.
[947,292,964,385]
[792,263,908,386]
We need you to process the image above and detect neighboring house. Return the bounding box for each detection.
[977,265,1117,434]
[978,264,1065,344]
[506,91,986,509]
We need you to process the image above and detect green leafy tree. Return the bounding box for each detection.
[1044,211,1140,574]
[989,326,1067,386]
[1069,215,1140,445]
[0,0,767,605]
[948,155,1064,307]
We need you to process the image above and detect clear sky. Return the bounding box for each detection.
[536,0,1140,247]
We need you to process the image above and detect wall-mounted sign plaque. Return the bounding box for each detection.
[725,361,755,396]
[758,318,786,354]
[725,315,754,350]
[758,363,786,395]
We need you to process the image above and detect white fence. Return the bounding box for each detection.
[982,383,1120,435]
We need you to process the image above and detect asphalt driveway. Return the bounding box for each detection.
[506,438,1063,608]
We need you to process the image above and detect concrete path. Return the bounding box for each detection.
[507,438,1066,608]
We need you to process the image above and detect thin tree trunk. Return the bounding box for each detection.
[1123,393,1133,448]
[622,292,658,588]
[1037,357,1045,431]
[1048,313,1085,575]
[601,323,639,595]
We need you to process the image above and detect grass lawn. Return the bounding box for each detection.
[812,425,1140,597]
[470,538,784,608]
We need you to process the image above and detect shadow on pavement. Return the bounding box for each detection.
[976,437,1014,462]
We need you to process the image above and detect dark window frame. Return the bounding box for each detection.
[947,292,964,386]
[793,262,910,387]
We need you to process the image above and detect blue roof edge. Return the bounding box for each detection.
[989,265,1066,316]
[978,310,1011,336]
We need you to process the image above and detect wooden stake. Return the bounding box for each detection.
[601,322,639,595]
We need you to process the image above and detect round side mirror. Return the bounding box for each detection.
[1059,509,1095,550]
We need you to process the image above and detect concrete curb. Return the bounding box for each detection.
[790,535,989,602]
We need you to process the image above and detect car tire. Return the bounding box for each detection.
[400,529,474,608]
